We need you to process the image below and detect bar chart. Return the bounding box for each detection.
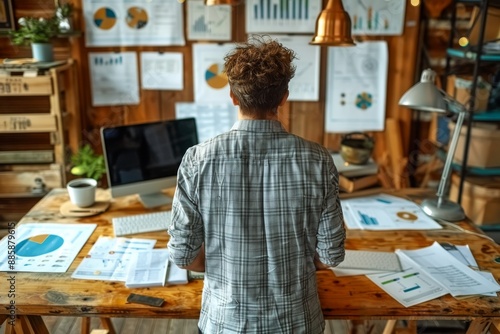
[246,0,321,33]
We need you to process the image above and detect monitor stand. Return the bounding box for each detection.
[138,192,172,208]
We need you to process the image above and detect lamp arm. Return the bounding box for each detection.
[439,88,467,115]
[435,109,465,205]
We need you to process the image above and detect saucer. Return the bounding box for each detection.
[60,201,110,217]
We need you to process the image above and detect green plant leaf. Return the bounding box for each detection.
[70,144,106,181]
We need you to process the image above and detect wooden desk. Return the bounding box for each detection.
[1,188,500,334]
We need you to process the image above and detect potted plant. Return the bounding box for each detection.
[70,144,107,183]
[10,15,60,62]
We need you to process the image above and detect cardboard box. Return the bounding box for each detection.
[446,75,491,112]
[450,174,500,225]
[449,122,500,168]
[468,6,500,45]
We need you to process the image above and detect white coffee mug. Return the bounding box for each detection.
[67,178,97,207]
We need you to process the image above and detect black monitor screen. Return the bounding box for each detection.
[101,118,198,187]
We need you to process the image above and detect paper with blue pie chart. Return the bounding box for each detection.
[325,41,388,132]
[0,223,96,273]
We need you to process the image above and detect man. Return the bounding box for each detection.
[168,36,345,333]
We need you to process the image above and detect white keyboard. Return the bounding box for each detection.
[112,211,172,237]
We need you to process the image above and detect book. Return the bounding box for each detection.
[125,249,169,288]
[339,174,379,193]
[331,153,378,178]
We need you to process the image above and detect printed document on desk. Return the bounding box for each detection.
[126,249,170,288]
[367,253,448,307]
[367,242,500,307]
[341,194,442,230]
[396,242,500,297]
[0,223,96,273]
[72,236,156,281]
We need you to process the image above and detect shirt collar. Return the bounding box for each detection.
[230,120,287,133]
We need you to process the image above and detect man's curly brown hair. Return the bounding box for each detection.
[224,36,297,118]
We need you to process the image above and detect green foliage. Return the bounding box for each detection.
[10,16,60,46]
[56,3,74,18]
[70,144,106,181]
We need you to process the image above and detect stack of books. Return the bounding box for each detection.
[331,153,379,193]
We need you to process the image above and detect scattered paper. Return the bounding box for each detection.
[126,248,170,288]
[0,223,96,273]
[396,242,500,297]
[341,194,443,231]
[367,254,448,307]
[72,236,156,281]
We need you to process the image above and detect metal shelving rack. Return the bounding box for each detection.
[444,0,500,203]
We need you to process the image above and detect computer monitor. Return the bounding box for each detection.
[100,118,198,208]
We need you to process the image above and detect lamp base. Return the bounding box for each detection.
[420,197,466,222]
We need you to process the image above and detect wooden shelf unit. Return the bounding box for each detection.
[0,59,81,218]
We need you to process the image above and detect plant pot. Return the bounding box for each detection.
[31,43,54,62]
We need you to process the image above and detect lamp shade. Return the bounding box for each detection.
[399,69,447,113]
[204,0,239,5]
[310,0,355,46]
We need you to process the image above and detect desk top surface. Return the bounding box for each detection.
[1,188,500,320]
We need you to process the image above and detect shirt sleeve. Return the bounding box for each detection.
[316,159,346,267]
[167,149,204,268]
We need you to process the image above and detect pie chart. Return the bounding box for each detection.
[94,7,117,30]
[126,7,148,29]
[16,234,64,257]
[355,92,373,110]
[205,64,228,89]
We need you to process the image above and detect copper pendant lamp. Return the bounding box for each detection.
[204,0,240,5]
[310,0,355,46]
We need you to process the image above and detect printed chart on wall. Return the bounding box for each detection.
[270,35,320,101]
[0,223,96,273]
[140,52,183,90]
[187,0,231,41]
[246,0,321,33]
[89,52,140,106]
[343,0,406,36]
[325,41,388,132]
[176,102,238,143]
[193,43,235,103]
[83,0,185,46]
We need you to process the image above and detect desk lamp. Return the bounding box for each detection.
[399,68,466,222]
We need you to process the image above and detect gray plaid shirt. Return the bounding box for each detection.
[168,120,345,334]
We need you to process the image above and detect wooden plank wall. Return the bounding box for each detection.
[0,0,421,181]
